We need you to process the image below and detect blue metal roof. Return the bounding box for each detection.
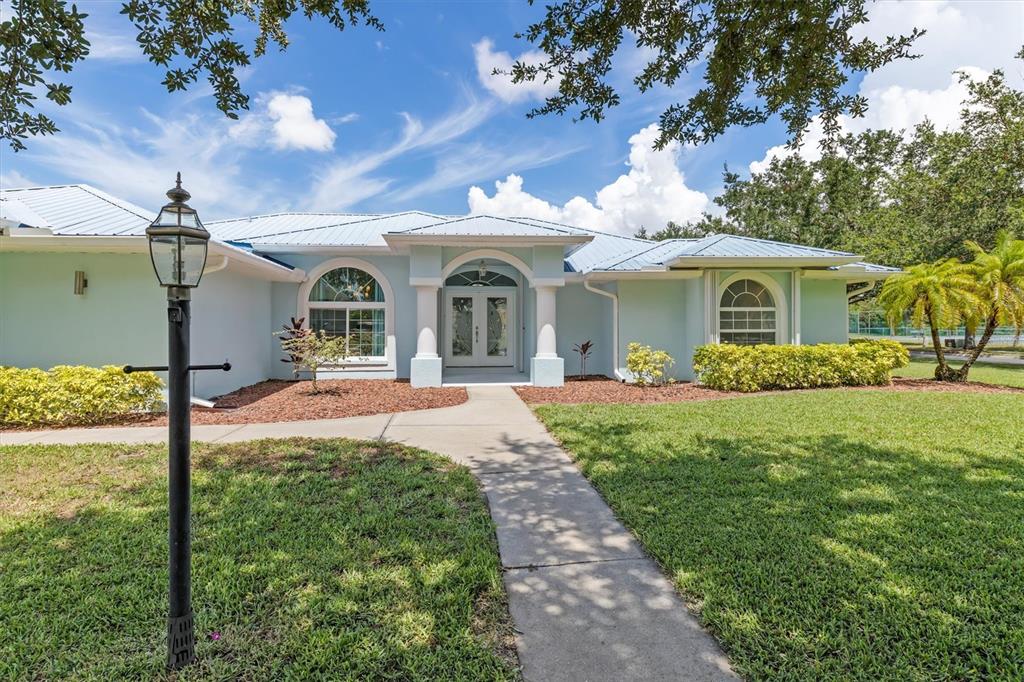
[0,184,153,235]
[391,214,585,237]
[0,184,896,277]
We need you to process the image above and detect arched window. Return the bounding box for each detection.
[444,270,518,287]
[719,278,777,345]
[308,267,386,357]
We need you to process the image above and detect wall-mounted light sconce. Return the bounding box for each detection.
[74,270,88,295]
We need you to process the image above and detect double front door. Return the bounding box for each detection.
[444,288,516,366]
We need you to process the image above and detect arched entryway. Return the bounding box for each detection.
[440,251,532,382]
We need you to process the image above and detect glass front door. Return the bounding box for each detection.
[444,289,516,366]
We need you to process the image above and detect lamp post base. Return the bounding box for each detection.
[167,610,196,669]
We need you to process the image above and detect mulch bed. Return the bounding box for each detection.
[515,376,746,405]
[514,375,1024,405]
[3,380,468,431]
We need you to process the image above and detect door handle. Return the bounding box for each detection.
[475,325,479,342]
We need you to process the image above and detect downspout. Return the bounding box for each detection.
[583,276,626,381]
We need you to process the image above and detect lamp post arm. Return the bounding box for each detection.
[124,362,231,373]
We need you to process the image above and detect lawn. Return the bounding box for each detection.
[536,391,1024,681]
[895,358,1024,388]
[0,438,518,681]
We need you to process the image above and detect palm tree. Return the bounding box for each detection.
[878,259,979,381]
[956,231,1024,379]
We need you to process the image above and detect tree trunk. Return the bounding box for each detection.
[955,312,999,382]
[928,307,957,382]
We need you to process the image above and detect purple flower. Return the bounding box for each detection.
[209,631,222,641]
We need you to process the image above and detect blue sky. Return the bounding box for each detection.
[2,1,1022,234]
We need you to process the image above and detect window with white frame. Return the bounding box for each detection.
[719,279,777,345]
[308,267,386,357]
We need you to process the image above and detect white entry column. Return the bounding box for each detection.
[531,285,564,386]
[410,285,442,387]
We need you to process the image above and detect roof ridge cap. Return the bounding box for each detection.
[393,214,579,236]
[719,233,857,256]
[511,216,654,243]
[590,238,677,271]
[71,185,154,223]
[228,212,439,241]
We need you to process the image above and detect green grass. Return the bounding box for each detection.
[895,358,1024,388]
[536,391,1024,681]
[0,439,518,681]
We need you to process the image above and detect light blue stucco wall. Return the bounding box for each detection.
[0,251,273,398]
[556,283,612,378]
[269,253,415,379]
[3,249,857,391]
[801,279,849,344]
[617,279,692,381]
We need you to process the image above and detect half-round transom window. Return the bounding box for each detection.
[308,267,386,357]
[444,271,518,287]
[719,279,776,345]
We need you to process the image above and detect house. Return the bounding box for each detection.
[0,184,898,396]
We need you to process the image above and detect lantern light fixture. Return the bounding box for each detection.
[146,173,210,294]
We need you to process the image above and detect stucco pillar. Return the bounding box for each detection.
[410,285,442,387]
[415,285,439,357]
[530,285,564,386]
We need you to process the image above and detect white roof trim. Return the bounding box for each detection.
[0,234,305,282]
[665,256,863,268]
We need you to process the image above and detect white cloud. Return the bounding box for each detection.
[473,38,560,103]
[266,93,336,151]
[748,67,984,174]
[229,92,336,152]
[749,0,1023,174]
[388,141,582,202]
[853,1,1023,93]
[467,123,709,235]
[308,97,496,210]
[23,107,276,218]
[86,29,144,61]
[0,169,37,189]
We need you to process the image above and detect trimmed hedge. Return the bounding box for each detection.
[693,339,909,392]
[0,365,163,427]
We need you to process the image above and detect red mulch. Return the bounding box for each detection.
[514,375,1024,405]
[4,380,467,431]
[515,376,746,405]
[885,377,1024,395]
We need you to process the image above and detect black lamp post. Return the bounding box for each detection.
[146,173,209,669]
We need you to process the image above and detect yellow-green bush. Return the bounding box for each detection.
[0,365,163,427]
[693,339,909,392]
[626,342,676,385]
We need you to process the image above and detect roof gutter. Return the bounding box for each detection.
[665,256,863,268]
[583,276,626,382]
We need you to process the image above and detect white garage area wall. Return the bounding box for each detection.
[0,251,276,399]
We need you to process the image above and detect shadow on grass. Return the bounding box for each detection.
[0,439,517,681]
[543,416,1024,681]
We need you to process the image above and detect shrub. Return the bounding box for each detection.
[275,328,349,392]
[626,342,676,385]
[693,339,909,392]
[0,365,164,427]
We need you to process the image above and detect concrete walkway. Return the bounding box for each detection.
[3,386,735,681]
